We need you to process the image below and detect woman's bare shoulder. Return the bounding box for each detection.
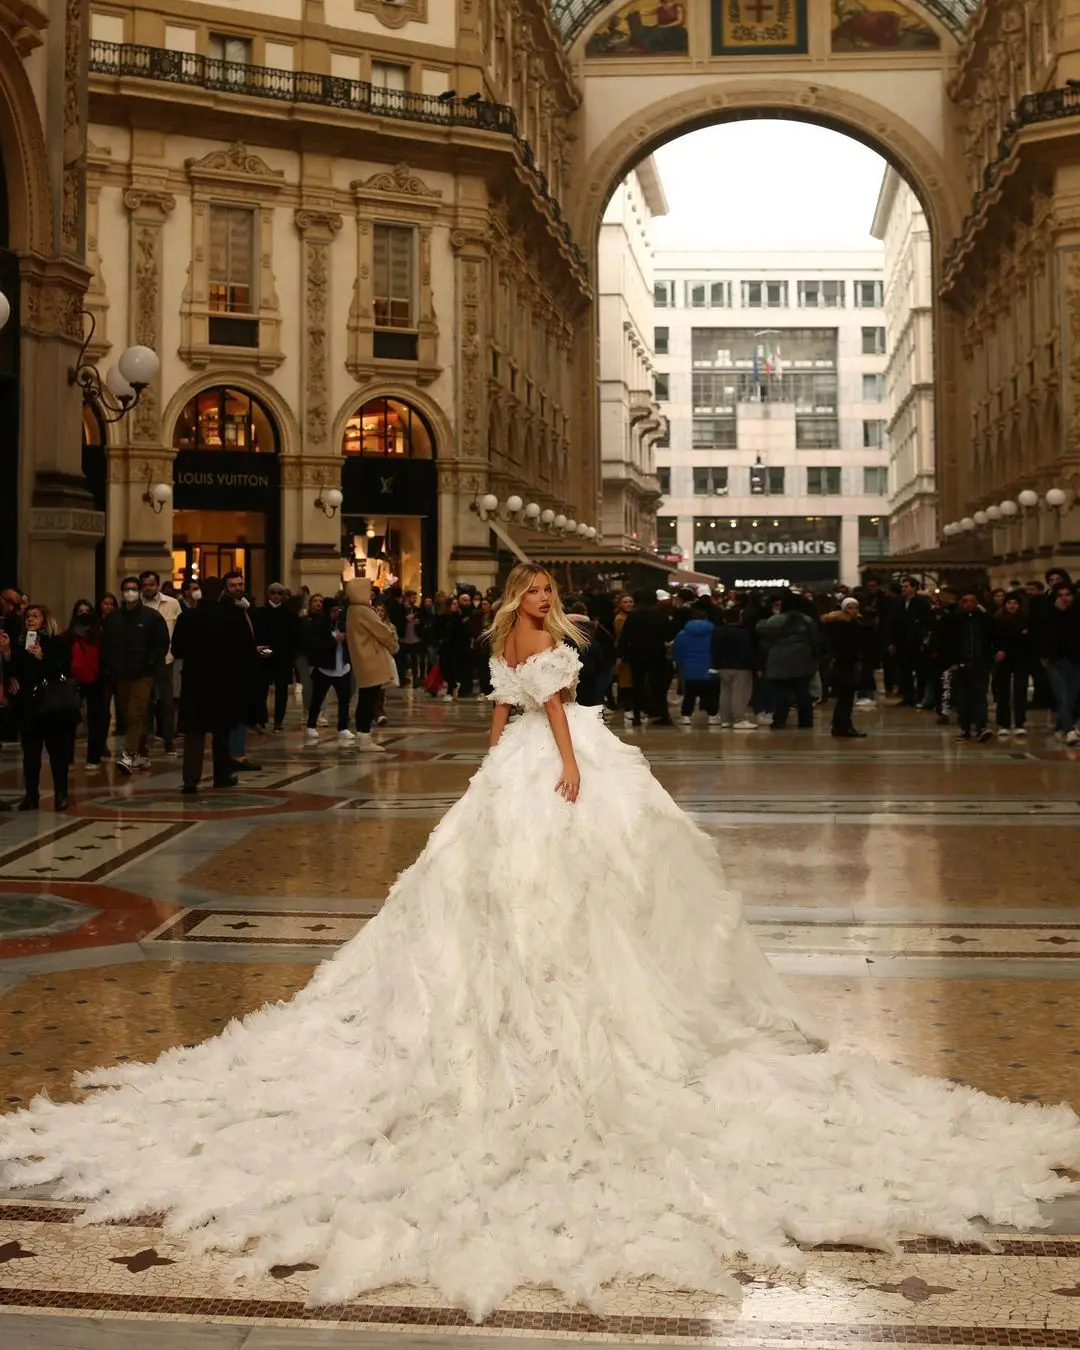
[502,629,556,667]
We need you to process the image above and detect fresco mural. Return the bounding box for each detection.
[584,1,690,56]
[711,0,809,55]
[830,0,941,50]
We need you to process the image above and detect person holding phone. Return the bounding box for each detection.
[5,604,76,810]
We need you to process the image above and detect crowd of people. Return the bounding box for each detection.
[1,566,1078,808]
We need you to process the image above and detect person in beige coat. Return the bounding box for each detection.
[345,577,399,753]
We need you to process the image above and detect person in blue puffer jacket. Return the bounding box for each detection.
[672,600,718,724]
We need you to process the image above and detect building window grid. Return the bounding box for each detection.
[861,325,887,355]
[657,466,671,495]
[795,416,840,450]
[807,466,842,496]
[654,280,675,308]
[654,372,670,401]
[854,280,884,308]
[693,466,729,496]
[692,417,737,450]
[863,419,887,448]
[741,279,788,309]
[862,373,885,402]
[797,280,845,309]
[373,223,416,330]
[654,326,669,355]
[208,206,256,315]
[863,466,889,495]
[685,280,732,309]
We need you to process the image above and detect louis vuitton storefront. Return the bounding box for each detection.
[340,397,437,596]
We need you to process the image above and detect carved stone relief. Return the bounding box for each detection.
[353,0,427,27]
[61,0,86,258]
[296,209,343,454]
[124,186,175,445]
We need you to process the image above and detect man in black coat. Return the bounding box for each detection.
[102,577,169,773]
[616,590,674,727]
[887,576,932,707]
[253,583,301,733]
[941,590,994,741]
[172,576,253,792]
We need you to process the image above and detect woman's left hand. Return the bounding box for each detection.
[27,645,42,661]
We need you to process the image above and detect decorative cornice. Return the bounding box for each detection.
[351,163,442,201]
[185,142,285,189]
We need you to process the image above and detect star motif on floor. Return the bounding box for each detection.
[943,934,977,944]
[1039,935,1079,945]
[108,1248,177,1273]
[305,923,333,932]
[0,1240,36,1263]
[863,1276,957,1303]
[1051,1283,1080,1297]
[224,921,257,930]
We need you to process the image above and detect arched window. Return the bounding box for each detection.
[342,397,434,459]
[172,385,278,453]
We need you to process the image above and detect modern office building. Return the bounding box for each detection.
[651,249,890,589]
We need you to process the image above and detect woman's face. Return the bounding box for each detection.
[75,604,93,620]
[449,598,459,613]
[480,599,491,614]
[25,608,44,632]
[992,589,1006,606]
[329,604,341,623]
[1004,596,1022,615]
[375,604,387,620]
[618,594,634,613]
[518,572,553,623]
[99,595,116,616]
[310,595,324,613]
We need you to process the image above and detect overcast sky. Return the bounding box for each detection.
[650,121,888,252]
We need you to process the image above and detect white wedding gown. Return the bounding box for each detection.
[2,644,1079,1317]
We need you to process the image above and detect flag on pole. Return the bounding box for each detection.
[773,344,784,378]
[752,345,761,385]
[763,337,774,376]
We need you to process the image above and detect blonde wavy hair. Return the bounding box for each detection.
[485,564,590,658]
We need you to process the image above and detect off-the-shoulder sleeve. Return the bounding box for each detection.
[516,643,581,705]
[486,659,517,705]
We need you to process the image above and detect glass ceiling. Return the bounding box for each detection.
[549,0,982,43]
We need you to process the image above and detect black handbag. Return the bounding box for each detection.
[32,675,83,724]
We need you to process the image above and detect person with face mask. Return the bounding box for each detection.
[63,600,108,768]
[101,577,170,774]
[5,603,76,810]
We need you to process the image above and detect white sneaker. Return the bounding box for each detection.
[117,752,135,774]
[757,712,772,725]
[1013,726,1027,738]
[304,727,320,742]
[997,727,1011,739]
[337,729,356,745]
[707,715,726,727]
[355,733,386,754]
[733,720,759,730]
[855,698,876,708]
[679,715,692,725]
[133,755,151,770]
[1067,729,1080,746]
[440,693,454,702]
[316,714,329,728]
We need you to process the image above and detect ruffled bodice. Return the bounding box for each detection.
[488,642,581,712]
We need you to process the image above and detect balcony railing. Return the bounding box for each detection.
[89,41,519,135]
[89,41,588,274]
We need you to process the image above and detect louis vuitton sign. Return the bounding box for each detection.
[172,452,280,510]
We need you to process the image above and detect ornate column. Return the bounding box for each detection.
[292,205,344,590]
[113,183,176,580]
[446,225,497,590]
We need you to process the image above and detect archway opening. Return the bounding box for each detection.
[595,114,939,591]
[170,384,282,597]
[341,396,438,595]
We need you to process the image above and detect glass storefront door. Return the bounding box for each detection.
[172,509,268,596]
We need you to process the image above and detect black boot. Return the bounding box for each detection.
[16,795,39,812]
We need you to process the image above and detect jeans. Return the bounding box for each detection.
[771,676,813,728]
[309,669,352,730]
[680,678,718,717]
[992,662,1028,729]
[718,669,753,724]
[1046,658,1080,734]
[952,665,989,733]
[183,729,233,787]
[115,675,153,758]
[397,642,423,686]
[21,718,74,800]
[79,680,109,763]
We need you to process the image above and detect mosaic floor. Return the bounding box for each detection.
[2,690,1080,1349]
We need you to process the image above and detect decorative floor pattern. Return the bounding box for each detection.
[2,697,1080,1345]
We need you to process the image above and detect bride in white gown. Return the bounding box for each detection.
[2,563,1079,1318]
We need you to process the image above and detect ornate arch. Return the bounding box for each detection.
[0,34,52,254]
[572,80,963,252]
[329,382,453,461]
[161,372,301,458]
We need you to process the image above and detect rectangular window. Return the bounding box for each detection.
[693,466,729,496]
[208,32,252,62]
[654,372,670,401]
[687,282,708,309]
[692,417,737,449]
[208,206,256,314]
[654,280,675,308]
[859,515,890,560]
[768,466,786,495]
[373,223,415,329]
[710,281,730,307]
[807,467,842,496]
[741,280,787,308]
[797,280,845,308]
[795,416,839,449]
[371,60,409,89]
[863,466,889,495]
[656,516,678,553]
[686,281,731,307]
[654,326,669,356]
[854,280,884,308]
[862,373,885,402]
[863,419,887,448]
[862,325,886,355]
[657,466,671,495]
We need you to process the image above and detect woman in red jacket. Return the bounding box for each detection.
[65,599,108,769]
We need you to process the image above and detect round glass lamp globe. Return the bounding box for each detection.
[150,483,172,505]
[960,517,976,531]
[585,526,597,539]
[117,345,160,387]
[553,514,567,531]
[1046,487,1068,508]
[480,493,499,513]
[0,291,11,331]
[999,500,1019,516]
[565,519,577,533]
[105,365,135,402]
[524,502,541,519]
[324,488,343,509]
[985,505,1001,521]
[540,509,555,525]
[505,495,524,514]
[1018,489,1039,508]
[973,511,988,526]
